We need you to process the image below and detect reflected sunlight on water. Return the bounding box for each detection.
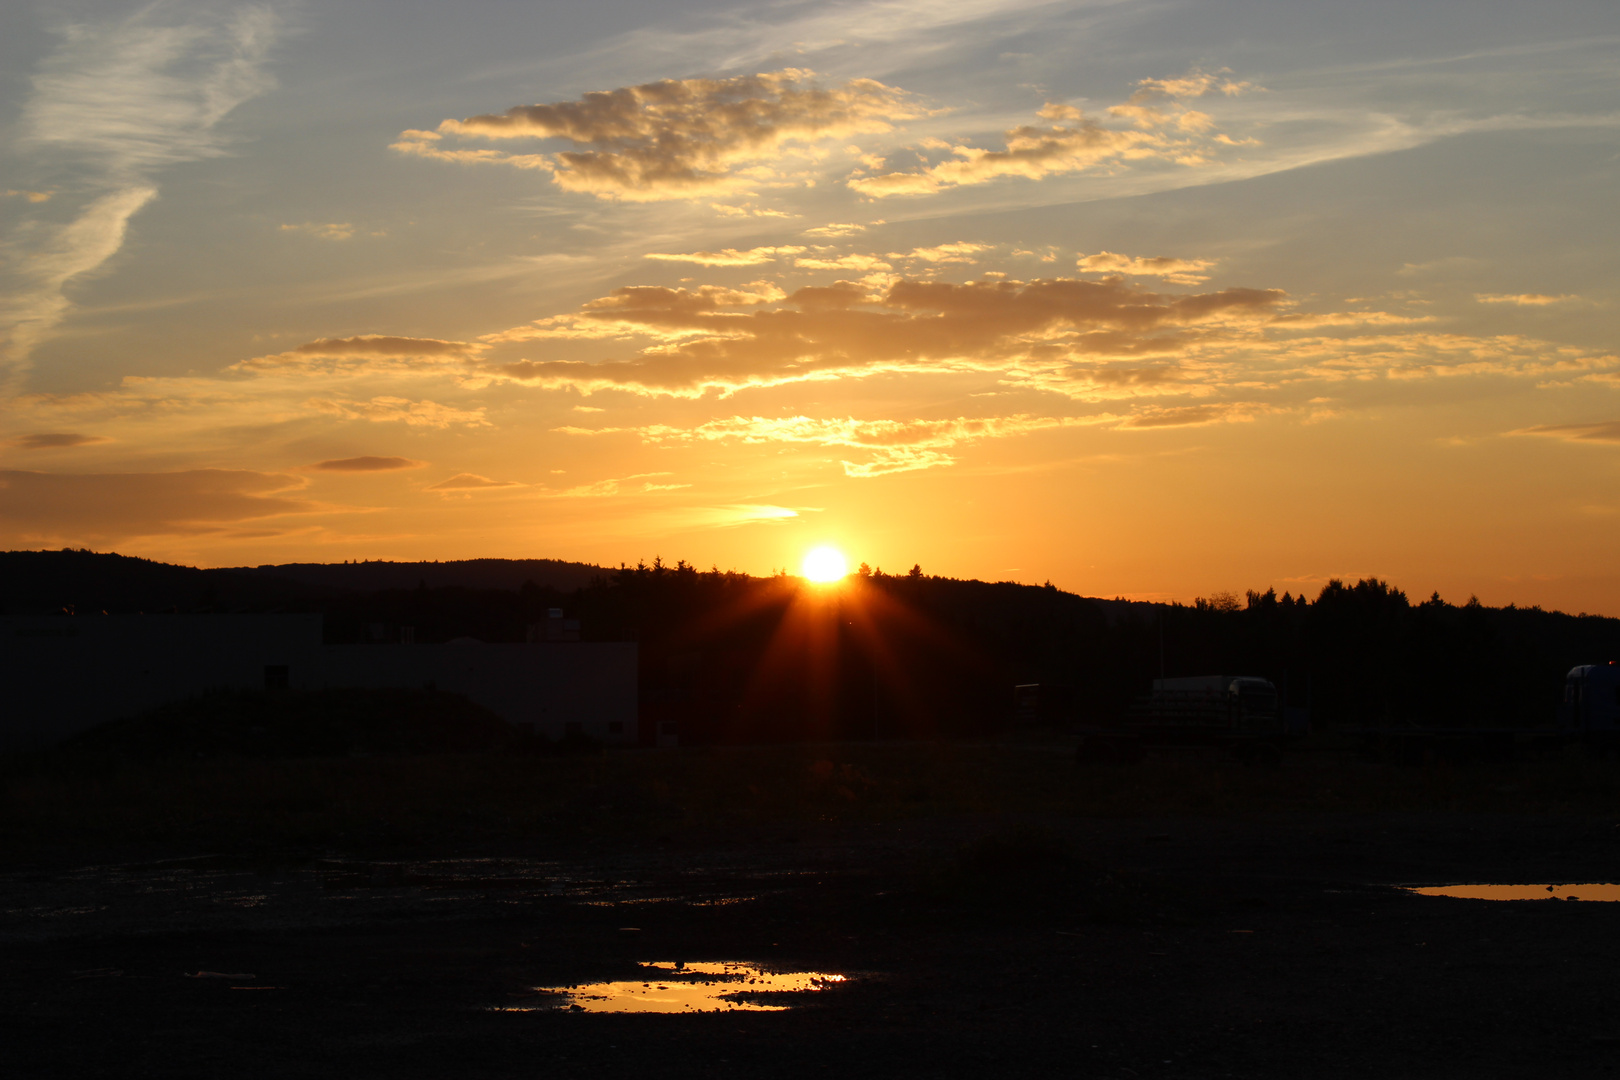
[1406,883,1620,901]
[496,961,847,1013]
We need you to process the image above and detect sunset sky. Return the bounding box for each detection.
[2,0,1616,611]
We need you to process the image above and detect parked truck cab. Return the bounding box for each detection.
[1561,663,1620,730]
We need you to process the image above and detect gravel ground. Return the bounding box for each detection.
[7,800,1620,1079]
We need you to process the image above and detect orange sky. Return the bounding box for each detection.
[2,2,1617,613]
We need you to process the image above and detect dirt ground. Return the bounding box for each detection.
[7,744,1620,1078]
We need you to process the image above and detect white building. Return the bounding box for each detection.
[0,614,637,748]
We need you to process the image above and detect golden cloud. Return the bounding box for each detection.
[397,70,918,202]
[304,396,489,428]
[1078,251,1216,285]
[847,73,1252,198]
[803,222,877,237]
[645,246,806,266]
[489,275,1288,399]
[894,242,992,264]
[232,335,483,377]
[0,468,311,543]
[793,253,893,271]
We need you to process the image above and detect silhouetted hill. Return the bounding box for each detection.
[228,557,609,594]
[0,549,332,614]
[0,550,610,616]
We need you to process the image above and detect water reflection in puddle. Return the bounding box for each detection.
[499,962,847,1013]
[1406,883,1620,901]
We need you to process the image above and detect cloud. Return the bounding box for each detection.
[0,468,310,544]
[846,73,1251,198]
[2,6,282,381]
[2,189,52,203]
[1115,403,1263,428]
[305,396,489,427]
[1515,421,1620,444]
[710,203,795,218]
[546,471,690,498]
[489,274,1287,398]
[803,222,877,237]
[893,242,992,264]
[558,413,1104,476]
[427,473,522,491]
[7,432,111,449]
[793,253,893,271]
[280,222,356,241]
[231,335,483,376]
[309,456,426,472]
[1078,251,1216,285]
[645,246,805,266]
[1476,293,1577,306]
[396,70,919,201]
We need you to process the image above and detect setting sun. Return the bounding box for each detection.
[802,546,849,583]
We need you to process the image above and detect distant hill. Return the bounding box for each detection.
[0,550,611,614]
[0,549,319,614]
[226,558,609,594]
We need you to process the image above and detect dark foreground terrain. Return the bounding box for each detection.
[7,742,1620,1078]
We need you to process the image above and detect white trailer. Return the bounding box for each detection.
[1076,674,1287,764]
[1560,663,1620,731]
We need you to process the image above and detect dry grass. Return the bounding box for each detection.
[5,741,1620,858]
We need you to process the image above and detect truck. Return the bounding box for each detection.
[1075,674,1291,764]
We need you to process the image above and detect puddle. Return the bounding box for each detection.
[1406,883,1620,901]
[498,961,847,1013]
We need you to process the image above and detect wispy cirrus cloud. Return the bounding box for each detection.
[2,5,283,384]
[279,221,357,241]
[1115,402,1264,429]
[546,471,691,497]
[304,396,489,428]
[557,412,1104,476]
[1476,293,1578,306]
[1514,421,1620,444]
[393,70,919,202]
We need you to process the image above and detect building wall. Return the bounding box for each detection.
[0,615,637,747]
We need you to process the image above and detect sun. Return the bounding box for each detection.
[801,546,849,583]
